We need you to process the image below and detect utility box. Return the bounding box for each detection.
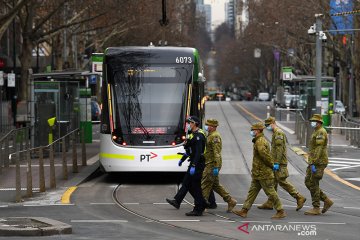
[80,88,92,143]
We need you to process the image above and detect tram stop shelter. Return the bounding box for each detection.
[281,75,336,126]
[29,71,99,149]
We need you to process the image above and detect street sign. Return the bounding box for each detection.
[7,73,15,87]
[282,67,294,80]
[0,71,3,86]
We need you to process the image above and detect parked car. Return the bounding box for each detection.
[334,100,346,115]
[258,92,270,101]
[91,100,101,121]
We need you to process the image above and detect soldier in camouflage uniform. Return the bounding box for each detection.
[232,122,286,219]
[257,117,306,211]
[201,118,237,212]
[304,114,333,215]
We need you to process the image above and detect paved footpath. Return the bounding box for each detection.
[0,134,100,205]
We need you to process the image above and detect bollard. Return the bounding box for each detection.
[0,141,2,173]
[4,137,9,167]
[72,132,78,173]
[286,107,290,122]
[15,151,21,202]
[49,144,56,189]
[81,128,87,166]
[62,137,68,180]
[26,149,33,197]
[266,105,270,118]
[39,147,45,192]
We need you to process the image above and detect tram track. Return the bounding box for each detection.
[112,184,238,240]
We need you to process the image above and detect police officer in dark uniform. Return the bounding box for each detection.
[166,116,207,216]
[166,123,216,210]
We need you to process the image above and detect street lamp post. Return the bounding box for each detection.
[315,14,323,114]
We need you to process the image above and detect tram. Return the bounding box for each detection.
[99,46,206,172]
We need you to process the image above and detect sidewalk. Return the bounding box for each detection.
[0,139,100,204]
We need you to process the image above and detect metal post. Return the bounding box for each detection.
[4,136,9,167]
[49,144,56,188]
[26,149,32,197]
[349,34,354,117]
[62,137,68,180]
[266,105,270,118]
[39,147,45,192]
[286,107,290,122]
[15,151,21,202]
[81,128,86,166]
[315,14,323,114]
[72,132,78,173]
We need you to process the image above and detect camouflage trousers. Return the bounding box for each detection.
[265,168,300,205]
[243,178,283,211]
[304,165,328,208]
[201,165,232,202]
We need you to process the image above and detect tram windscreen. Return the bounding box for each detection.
[108,64,192,140]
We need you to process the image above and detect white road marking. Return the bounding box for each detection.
[328,160,360,165]
[23,203,74,207]
[344,206,360,210]
[288,222,346,225]
[344,178,360,182]
[328,163,349,167]
[216,220,236,223]
[332,165,360,172]
[71,220,128,223]
[0,205,8,208]
[90,203,116,205]
[122,202,140,205]
[153,202,168,205]
[0,188,40,191]
[159,220,200,222]
[329,157,360,162]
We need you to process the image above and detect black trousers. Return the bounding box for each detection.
[174,165,207,213]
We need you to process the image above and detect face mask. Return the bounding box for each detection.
[187,124,192,131]
[310,122,317,128]
[266,125,273,131]
[204,125,209,132]
[250,130,256,138]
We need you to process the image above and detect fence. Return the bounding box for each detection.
[6,128,86,202]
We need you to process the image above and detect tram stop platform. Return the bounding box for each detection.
[0,135,100,236]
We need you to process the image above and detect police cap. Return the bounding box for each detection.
[187,116,200,124]
[251,122,265,130]
[309,114,323,123]
[205,118,219,127]
[264,116,275,126]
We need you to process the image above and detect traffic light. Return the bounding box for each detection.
[0,57,5,69]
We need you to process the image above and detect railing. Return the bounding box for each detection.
[0,127,31,172]
[294,110,312,147]
[8,128,87,202]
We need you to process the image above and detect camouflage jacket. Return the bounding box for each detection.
[204,130,222,168]
[308,126,328,166]
[252,133,274,180]
[271,127,287,165]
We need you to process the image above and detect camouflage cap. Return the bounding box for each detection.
[264,116,275,125]
[309,114,323,123]
[205,118,219,127]
[251,122,265,130]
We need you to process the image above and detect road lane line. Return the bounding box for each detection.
[61,186,77,204]
[216,220,236,223]
[329,157,360,162]
[288,222,346,225]
[159,220,200,222]
[344,207,360,210]
[90,203,116,205]
[71,220,128,223]
[23,203,74,207]
[332,165,360,172]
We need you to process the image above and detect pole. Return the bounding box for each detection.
[349,34,354,117]
[315,14,323,114]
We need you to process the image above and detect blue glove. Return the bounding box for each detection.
[189,166,196,175]
[178,160,183,167]
[311,164,316,173]
[213,167,219,176]
[273,163,280,171]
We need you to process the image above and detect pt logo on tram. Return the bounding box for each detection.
[140,152,158,162]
